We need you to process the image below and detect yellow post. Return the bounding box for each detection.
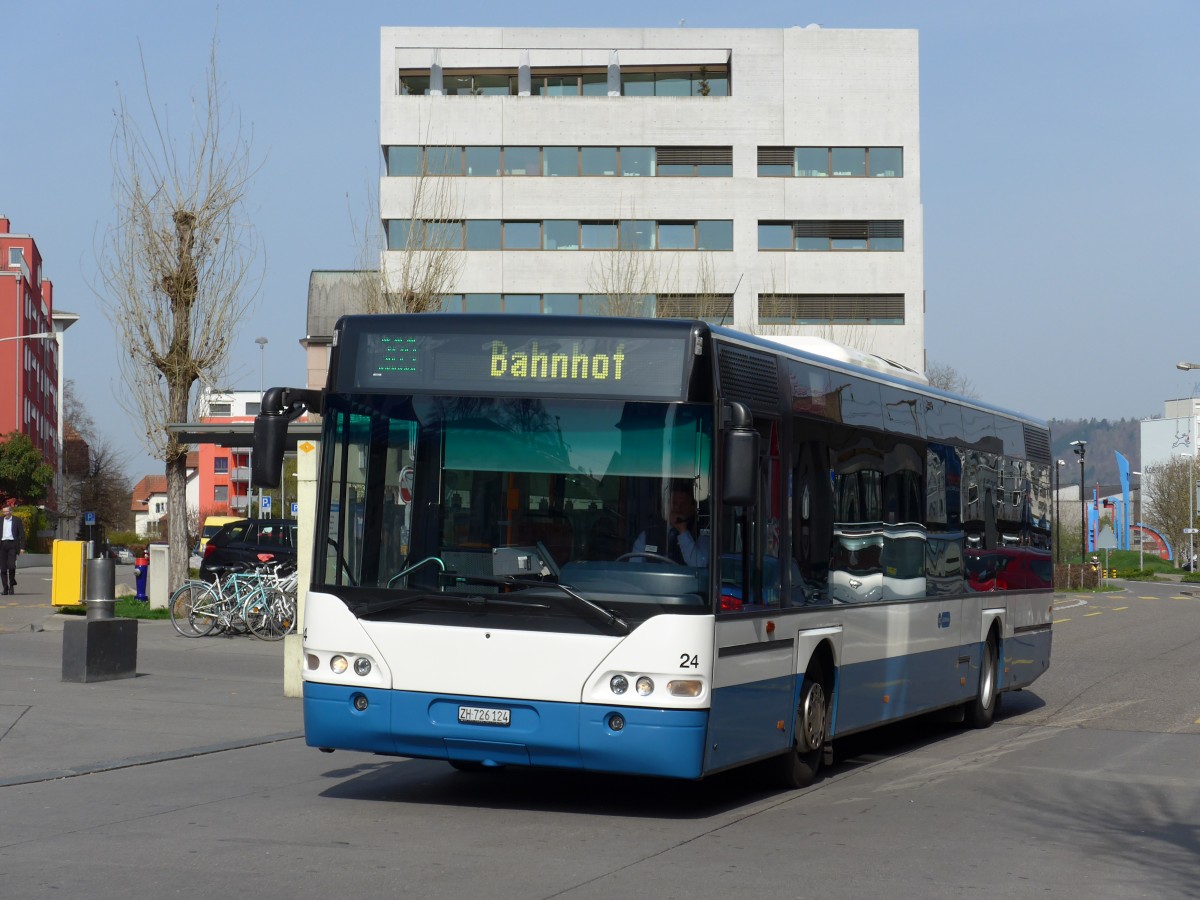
[51,540,87,606]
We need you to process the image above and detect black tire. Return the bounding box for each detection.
[777,662,830,789]
[965,636,1001,728]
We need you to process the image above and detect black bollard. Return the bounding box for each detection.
[62,557,137,683]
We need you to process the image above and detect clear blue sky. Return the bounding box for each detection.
[5,1,1198,480]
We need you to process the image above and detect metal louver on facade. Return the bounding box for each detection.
[656,146,733,166]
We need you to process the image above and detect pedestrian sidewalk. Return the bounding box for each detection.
[0,613,302,787]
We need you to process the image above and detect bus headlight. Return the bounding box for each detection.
[354,657,372,676]
[635,676,654,696]
[667,679,703,698]
[610,674,629,695]
[330,655,349,675]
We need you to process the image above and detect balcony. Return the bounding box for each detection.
[229,466,251,483]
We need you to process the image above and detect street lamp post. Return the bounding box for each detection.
[1071,441,1087,564]
[254,336,268,519]
[1055,459,1065,564]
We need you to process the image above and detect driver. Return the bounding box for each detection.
[631,485,710,566]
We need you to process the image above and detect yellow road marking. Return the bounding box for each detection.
[1112,606,1129,611]
[1053,618,1070,624]
[1138,596,1158,600]
[1085,612,1103,617]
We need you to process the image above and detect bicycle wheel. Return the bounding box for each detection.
[169,582,220,637]
[247,588,291,641]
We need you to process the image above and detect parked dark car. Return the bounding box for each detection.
[199,518,298,582]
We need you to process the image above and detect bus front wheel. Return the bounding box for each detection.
[777,663,829,789]
[965,636,1001,728]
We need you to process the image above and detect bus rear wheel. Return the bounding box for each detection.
[777,663,829,789]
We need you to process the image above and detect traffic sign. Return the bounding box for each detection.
[1184,528,1199,534]
[84,511,96,526]
[261,495,272,513]
[290,502,298,517]
[399,466,415,504]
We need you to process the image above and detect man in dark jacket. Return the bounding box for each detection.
[0,504,26,595]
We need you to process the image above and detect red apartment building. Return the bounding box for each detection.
[0,216,60,501]
[197,390,258,517]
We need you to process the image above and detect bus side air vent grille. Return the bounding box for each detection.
[1023,425,1051,464]
[717,344,779,413]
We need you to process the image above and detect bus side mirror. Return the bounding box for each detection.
[252,387,321,489]
[252,414,289,489]
[722,402,759,507]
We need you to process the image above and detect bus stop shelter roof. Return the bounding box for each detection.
[166,421,320,449]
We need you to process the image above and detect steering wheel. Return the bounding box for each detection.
[616,551,681,566]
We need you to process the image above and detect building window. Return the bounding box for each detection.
[214,485,229,503]
[386,146,422,176]
[759,220,904,251]
[465,220,502,250]
[386,218,734,251]
[581,222,618,250]
[543,220,580,250]
[658,222,697,250]
[208,402,232,417]
[465,146,502,176]
[503,147,540,176]
[759,146,904,177]
[543,147,577,177]
[503,221,541,250]
[383,145,730,178]
[7,247,22,268]
[399,74,430,95]
[621,147,655,176]
[442,72,516,96]
[697,220,734,251]
[758,294,905,325]
[580,147,618,176]
[214,457,229,474]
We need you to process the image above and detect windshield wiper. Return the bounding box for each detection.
[450,574,630,635]
[356,591,554,618]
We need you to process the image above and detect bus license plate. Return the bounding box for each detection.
[458,706,511,726]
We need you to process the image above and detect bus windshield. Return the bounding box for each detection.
[319,393,714,621]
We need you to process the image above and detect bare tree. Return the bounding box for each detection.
[96,39,261,591]
[926,361,979,399]
[588,223,657,316]
[74,439,134,536]
[355,146,463,314]
[1142,457,1196,566]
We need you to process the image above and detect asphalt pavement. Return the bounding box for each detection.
[0,565,301,787]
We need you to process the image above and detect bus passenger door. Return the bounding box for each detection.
[705,419,794,773]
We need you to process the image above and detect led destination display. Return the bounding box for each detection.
[353,330,688,399]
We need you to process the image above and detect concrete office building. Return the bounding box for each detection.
[378,26,924,371]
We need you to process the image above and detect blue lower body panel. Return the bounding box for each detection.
[303,682,709,779]
[1002,628,1053,690]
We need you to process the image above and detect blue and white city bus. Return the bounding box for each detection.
[252,314,1053,786]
